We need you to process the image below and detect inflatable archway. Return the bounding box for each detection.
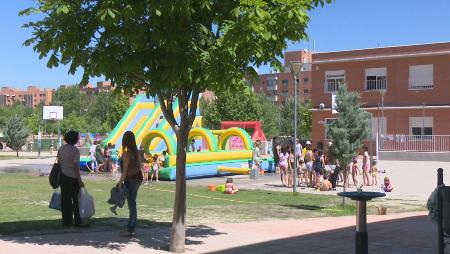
[141,129,177,155]
[217,127,254,151]
[188,128,218,152]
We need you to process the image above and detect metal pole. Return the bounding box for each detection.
[381,92,385,136]
[57,120,61,149]
[422,103,425,136]
[369,113,373,165]
[437,168,444,254]
[356,200,368,254]
[293,73,298,193]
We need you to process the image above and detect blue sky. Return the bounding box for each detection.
[1,0,450,88]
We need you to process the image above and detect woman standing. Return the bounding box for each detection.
[118,131,143,237]
[59,131,86,227]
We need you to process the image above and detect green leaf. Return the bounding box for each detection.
[107,9,116,19]
[155,9,162,16]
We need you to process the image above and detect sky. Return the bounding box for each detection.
[1,0,450,88]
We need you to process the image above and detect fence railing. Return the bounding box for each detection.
[379,134,450,152]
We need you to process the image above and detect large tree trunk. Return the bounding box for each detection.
[342,166,349,207]
[159,89,199,253]
[16,150,19,157]
[169,124,189,253]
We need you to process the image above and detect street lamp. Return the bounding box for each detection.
[290,61,303,194]
[379,89,386,136]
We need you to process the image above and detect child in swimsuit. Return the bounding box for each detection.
[224,178,238,194]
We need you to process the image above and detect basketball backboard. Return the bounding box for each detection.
[43,106,63,120]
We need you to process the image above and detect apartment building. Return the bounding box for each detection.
[0,86,53,107]
[250,50,313,105]
[310,42,450,150]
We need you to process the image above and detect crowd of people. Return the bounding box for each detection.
[88,139,168,184]
[269,137,393,192]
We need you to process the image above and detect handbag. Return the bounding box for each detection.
[79,188,95,220]
[49,151,61,189]
[49,190,61,211]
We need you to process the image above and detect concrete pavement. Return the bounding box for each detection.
[1,212,447,254]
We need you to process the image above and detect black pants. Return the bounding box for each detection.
[60,173,81,226]
[330,166,341,188]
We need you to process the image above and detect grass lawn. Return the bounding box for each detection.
[0,173,356,235]
[0,155,38,160]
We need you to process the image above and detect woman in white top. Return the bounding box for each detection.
[58,131,86,227]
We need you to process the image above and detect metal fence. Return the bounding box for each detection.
[379,134,450,152]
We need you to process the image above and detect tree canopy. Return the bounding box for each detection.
[327,84,370,190]
[4,116,30,157]
[22,0,332,251]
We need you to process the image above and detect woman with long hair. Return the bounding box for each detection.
[117,131,143,237]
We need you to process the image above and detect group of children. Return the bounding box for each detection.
[140,149,167,184]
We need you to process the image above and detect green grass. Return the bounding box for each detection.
[0,155,38,160]
[0,173,355,235]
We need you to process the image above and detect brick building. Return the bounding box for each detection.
[0,86,53,108]
[249,49,312,105]
[310,42,450,150]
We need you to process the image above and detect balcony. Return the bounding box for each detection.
[365,77,387,91]
[409,76,433,90]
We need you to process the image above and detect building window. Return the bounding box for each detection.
[365,67,387,90]
[267,77,277,91]
[409,117,433,135]
[282,79,288,89]
[325,70,345,93]
[303,77,309,83]
[281,90,288,96]
[409,65,433,90]
[303,89,309,94]
[324,118,337,139]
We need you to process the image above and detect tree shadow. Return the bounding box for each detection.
[0,217,226,251]
[281,204,324,210]
[206,215,439,254]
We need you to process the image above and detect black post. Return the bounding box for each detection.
[438,168,444,254]
[355,200,368,254]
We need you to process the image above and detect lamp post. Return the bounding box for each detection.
[380,90,386,136]
[290,61,303,194]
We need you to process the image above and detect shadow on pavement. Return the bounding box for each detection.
[0,217,226,251]
[208,215,439,254]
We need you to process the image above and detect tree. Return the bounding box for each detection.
[327,84,370,204]
[280,98,312,140]
[53,86,85,115]
[4,116,30,157]
[106,92,130,128]
[22,0,331,251]
[256,93,281,139]
[200,97,221,129]
[61,112,87,134]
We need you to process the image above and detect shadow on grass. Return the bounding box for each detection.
[0,217,226,251]
[281,204,324,210]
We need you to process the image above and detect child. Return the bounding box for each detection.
[383,177,393,192]
[150,154,160,182]
[370,160,378,186]
[320,175,332,191]
[351,157,359,187]
[224,178,238,194]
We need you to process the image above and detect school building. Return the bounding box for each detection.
[310,42,450,154]
[249,49,313,106]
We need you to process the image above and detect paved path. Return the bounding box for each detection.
[1,212,448,254]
